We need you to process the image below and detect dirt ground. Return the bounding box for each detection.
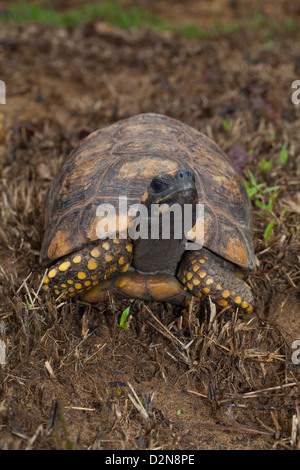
[0,0,300,451]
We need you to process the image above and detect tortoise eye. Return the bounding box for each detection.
[151,179,168,192]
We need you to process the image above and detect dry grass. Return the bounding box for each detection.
[0,0,300,450]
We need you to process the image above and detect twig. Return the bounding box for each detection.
[127,382,149,422]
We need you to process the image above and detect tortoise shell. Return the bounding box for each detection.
[40,113,255,270]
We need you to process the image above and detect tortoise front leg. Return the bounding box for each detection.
[177,247,254,313]
[42,238,133,300]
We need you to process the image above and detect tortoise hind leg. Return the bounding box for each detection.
[177,247,254,313]
[42,238,133,300]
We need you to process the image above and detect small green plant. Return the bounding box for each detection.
[280,145,289,165]
[117,306,130,330]
[221,119,232,132]
[244,170,280,205]
[244,169,280,241]
[284,18,296,32]
[264,218,275,241]
[249,12,266,30]
[257,157,272,173]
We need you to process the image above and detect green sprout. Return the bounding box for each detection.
[264,219,275,241]
[118,306,130,330]
[280,145,289,165]
[258,157,272,173]
[221,119,232,132]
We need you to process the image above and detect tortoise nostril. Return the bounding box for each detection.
[176,169,193,180]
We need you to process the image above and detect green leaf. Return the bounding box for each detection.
[118,306,130,330]
[247,169,257,186]
[280,145,288,165]
[255,199,266,209]
[264,219,275,240]
[261,186,280,194]
[258,157,272,173]
[247,187,259,199]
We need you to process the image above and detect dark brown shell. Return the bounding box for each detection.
[40,113,255,270]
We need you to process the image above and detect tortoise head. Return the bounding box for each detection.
[131,169,198,275]
[144,169,197,207]
[139,169,198,239]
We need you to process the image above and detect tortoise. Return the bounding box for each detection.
[40,113,255,312]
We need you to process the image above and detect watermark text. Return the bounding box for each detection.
[0,80,5,104]
[96,197,204,250]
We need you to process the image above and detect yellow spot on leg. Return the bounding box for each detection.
[121,263,130,272]
[102,242,110,251]
[217,299,228,307]
[43,276,49,284]
[126,244,133,253]
[73,255,82,264]
[235,269,244,279]
[199,271,206,278]
[105,254,114,262]
[118,256,126,265]
[192,265,199,272]
[42,285,49,291]
[78,272,86,280]
[193,278,200,286]
[75,283,82,290]
[90,248,100,258]
[87,259,98,270]
[84,280,91,287]
[234,296,242,304]
[206,278,214,285]
[241,301,249,309]
[203,287,210,294]
[222,290,230,298]
[59,261,71,271]
[67,279,73,284]
[48,269,57,278]
[187,272,193,281]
